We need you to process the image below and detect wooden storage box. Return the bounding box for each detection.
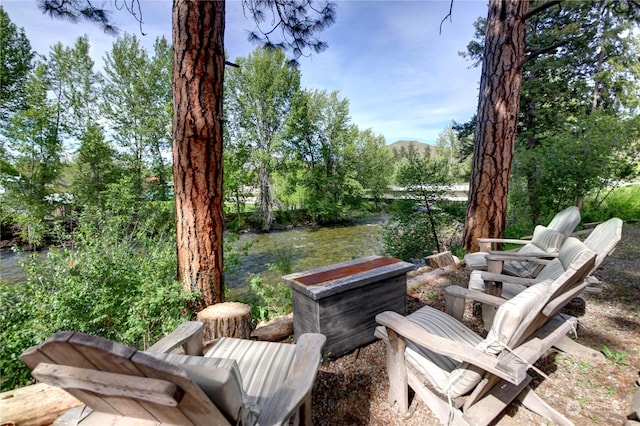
[283,256,414,358]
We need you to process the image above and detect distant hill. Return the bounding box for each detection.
[388,140,436,157]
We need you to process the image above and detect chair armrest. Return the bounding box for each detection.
[147,321,204,355]
[444,285,507,308]
[487,250,558,260]
[477,237,532,246]
[486,253,555,265]
[479,272,541,287]
[257,333,326,425]
[375,311,525,384]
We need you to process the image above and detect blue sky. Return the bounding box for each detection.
[3,0,487,144]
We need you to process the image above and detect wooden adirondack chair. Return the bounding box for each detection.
[375,247,595,426]
[450,236,606,364]
[464,206,581,277]
[466,218,622,302]
[20,322,325,426]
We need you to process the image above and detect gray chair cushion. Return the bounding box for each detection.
[400,307,484,398]
[150,353,246,424]
[477,280,552,354]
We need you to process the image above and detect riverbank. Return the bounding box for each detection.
[310,222,640,425]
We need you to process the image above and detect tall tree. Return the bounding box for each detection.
[1,62,63,248]
[226,47,300,231]
[354,129,394,206]
[0,6,35,131]
[0,6,35,181]
[285,89,358,223]
[461,1,640,226]
[463,0,530,253]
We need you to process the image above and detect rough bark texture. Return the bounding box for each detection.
[464,0,530,253]
[172,0,226,306]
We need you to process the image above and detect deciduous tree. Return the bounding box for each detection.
[226,47,300,231]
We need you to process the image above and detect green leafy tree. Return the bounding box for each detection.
[461,0,640,237]
[102,33,172,198]
[0,6,34,129]
[434,125,469,182]
[354,129,394,206]
[226,47,301,231]
[285,89,359,223]
[38,0,335,307]
[1,62,63,248]
[60,36,103,140]
[71,122,119,208]
[383,153,452,262]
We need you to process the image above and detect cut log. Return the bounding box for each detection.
[0,383,83,426]
[197,302,253,342]
[251,316,294,342]
[425,251,456,269]
[407,266,455,292]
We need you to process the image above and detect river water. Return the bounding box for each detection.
[225,217,388,297]
[0,217,390,295]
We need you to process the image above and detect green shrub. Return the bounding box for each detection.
[0,212,197,391]
[382,200,439,262]
[582,184,640,223]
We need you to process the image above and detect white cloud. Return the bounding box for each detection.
[2,0,486,144]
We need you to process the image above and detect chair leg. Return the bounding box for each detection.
[517,386,574,426]
[553,335,606,363]
[445,293,465,321]
[298,394,312,426]
[385,328,409,414]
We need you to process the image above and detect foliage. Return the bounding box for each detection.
[433,125,470,182]
[354,129,394,205]
[0,6,34,129]
[383,153,455,262]
[247,246,294,323]
[0,206,196,391]
[459,1,640,231]
[102,33,173,197]
[581,184,640,223]
[1,61,64,249]
[243,0,336,61]
[225,47,301,231]
[248,275,292,323]
[602,345,629,369]
[284,89,362,223]
[383,200,439,263]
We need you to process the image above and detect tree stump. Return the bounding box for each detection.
[197,302,253,342]
[425,251,456,269]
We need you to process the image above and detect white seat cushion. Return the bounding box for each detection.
[401,307,484,398]
[205,337,297,423]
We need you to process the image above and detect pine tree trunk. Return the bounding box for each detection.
[463,0,530,253]
[172,0,226,306]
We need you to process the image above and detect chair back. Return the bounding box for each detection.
[21,332,233,425]
[509,241,595,348]
[547,206,581,237]
[583,217,623,270]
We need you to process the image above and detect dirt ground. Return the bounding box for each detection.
[311,223,640,425]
